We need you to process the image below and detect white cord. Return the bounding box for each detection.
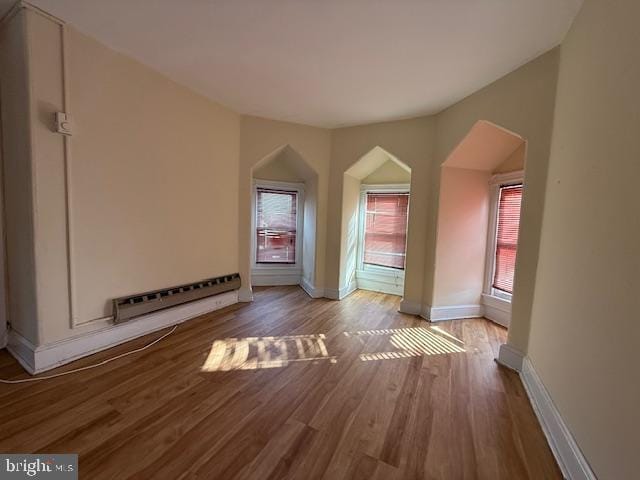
[0,325,178,384]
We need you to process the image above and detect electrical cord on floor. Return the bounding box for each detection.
[0,325,178,384]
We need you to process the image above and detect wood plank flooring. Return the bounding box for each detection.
[0,286,561,479]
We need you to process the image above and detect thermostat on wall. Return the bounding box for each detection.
[55,112,74,136]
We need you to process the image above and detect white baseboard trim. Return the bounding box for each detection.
[521,358,596,480]
[324,289,338,300]
[324,281,357,300]
[481,294,511,327]
[343,281,358,299]
[399,298,422,315]
[483,304,510,328]
[238,286,254,302]
[496,343,524,371]
[7,330,36,373]
[323,289,339,300]
[7,291,238,375]
[420,304,432,320]
[300,277,324,298]
[423,304,483,322]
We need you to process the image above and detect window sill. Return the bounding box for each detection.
[360,264,405,278]
[253,263,300,271]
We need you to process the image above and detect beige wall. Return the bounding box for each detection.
[28,11,71,344]
[328,116,436,304]
[526,0,640,477]
[432,167,490,306]
[24,10,241,344]
[239,115,331,295]
[494,142,525,174]
[0,10,38,344]
[431,48,560,352]
[253,154,304,182]
[362,160,411,184]
[340,174,361,289]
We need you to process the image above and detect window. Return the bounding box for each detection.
[354,185,410,296]
[492,184,523,294]
[362,192,409,270]
[255,187,298,264]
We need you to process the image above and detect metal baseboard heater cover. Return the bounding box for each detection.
[112,273,241,324]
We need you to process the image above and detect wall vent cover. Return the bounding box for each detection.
[112,273,241,323]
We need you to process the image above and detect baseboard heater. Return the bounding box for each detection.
[112,273,241,324]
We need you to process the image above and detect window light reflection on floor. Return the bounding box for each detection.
[344,327,465,361]
[201,334,335,372]
[201,327,465,372]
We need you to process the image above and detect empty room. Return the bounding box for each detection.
[0,0,637,479]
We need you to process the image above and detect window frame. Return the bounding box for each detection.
[483,171,524,303]
[356,184,410,277]
[251,179,305,274]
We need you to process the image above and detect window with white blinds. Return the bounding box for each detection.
[492,184,523,294]
[363,192,410,270]
[255,188,297,264]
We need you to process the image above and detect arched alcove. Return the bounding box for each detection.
[336,146,412,298]
[431,120,526,326]
[249,145,319,292]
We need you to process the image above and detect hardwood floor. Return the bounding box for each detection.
[0,286,561,479]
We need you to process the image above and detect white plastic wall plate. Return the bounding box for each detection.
[55,112,73,136]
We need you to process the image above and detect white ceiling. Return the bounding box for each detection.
[29,0,582,128]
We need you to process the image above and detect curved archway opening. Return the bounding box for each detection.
[249,145,319,292]
[431,120,526,327]
[337,146,412,299]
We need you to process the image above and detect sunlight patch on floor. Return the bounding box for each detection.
[344,327,466,361]
[201,334,334,372]
[202,326,465,372]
